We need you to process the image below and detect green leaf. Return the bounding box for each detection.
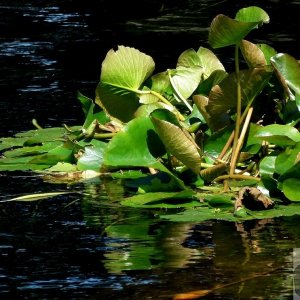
[77,140,107,171]
[177,47,225,79]
[282,178,300,201]
[46,162,78,172]
[151,113,202,174]
[2,141,61,158]
[121,190,198,208]
[209,15,255,48]
[0,157,52,171]
[29,141,77,165]
[271,53,300,95]
[235,6,270,23]
[96,46,155,122]
[169,66,203,100]
[0,127,80,152]
[160,202,300,222]
[255,124,300,146]
[208,6,269,49]
[104,117,165,167]
[257,44,277,65]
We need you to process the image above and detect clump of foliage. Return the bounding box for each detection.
[1,6,300,222]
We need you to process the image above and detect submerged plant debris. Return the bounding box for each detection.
[1,6,300,221]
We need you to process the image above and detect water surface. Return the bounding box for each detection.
[1,1,300,299]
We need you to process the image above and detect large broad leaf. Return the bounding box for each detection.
[104,117,164,167]
[104,116,186,189]
[177,47,225,79]
[271,53,300,95]
[205,67,273,130]
[96,46,155,122]
[150,110,202,174]
[255,124,300,146]
[208,7,269,49]
[235,6,270,23]
[169,66,203,100]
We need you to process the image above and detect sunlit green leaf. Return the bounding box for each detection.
[77,140,107,171]
[257,43,277,65]
[96,46,155,122]
[169,66,203,100]
[104,117,164,167]
[177,47,225,79]
[45,162,78,172]
[235,6,270,23]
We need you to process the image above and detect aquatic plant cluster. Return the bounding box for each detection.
[1,6,300,222]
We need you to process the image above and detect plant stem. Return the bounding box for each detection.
[230,44,242,175]
[230,106,253,173]
[218,99,255,162]
[93,132,116,139]
[214,174,260,182]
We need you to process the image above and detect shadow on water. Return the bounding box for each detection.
[1,0,300,298]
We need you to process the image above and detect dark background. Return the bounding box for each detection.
[1,0,299,137]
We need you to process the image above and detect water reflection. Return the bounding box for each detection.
[0,174,298,298]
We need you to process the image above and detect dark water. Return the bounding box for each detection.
[1,0,300,299]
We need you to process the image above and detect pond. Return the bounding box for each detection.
[0,0,300,298]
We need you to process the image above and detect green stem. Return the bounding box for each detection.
[32,119,43,130]
[230,43,242,175]
[93,132,116,139]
